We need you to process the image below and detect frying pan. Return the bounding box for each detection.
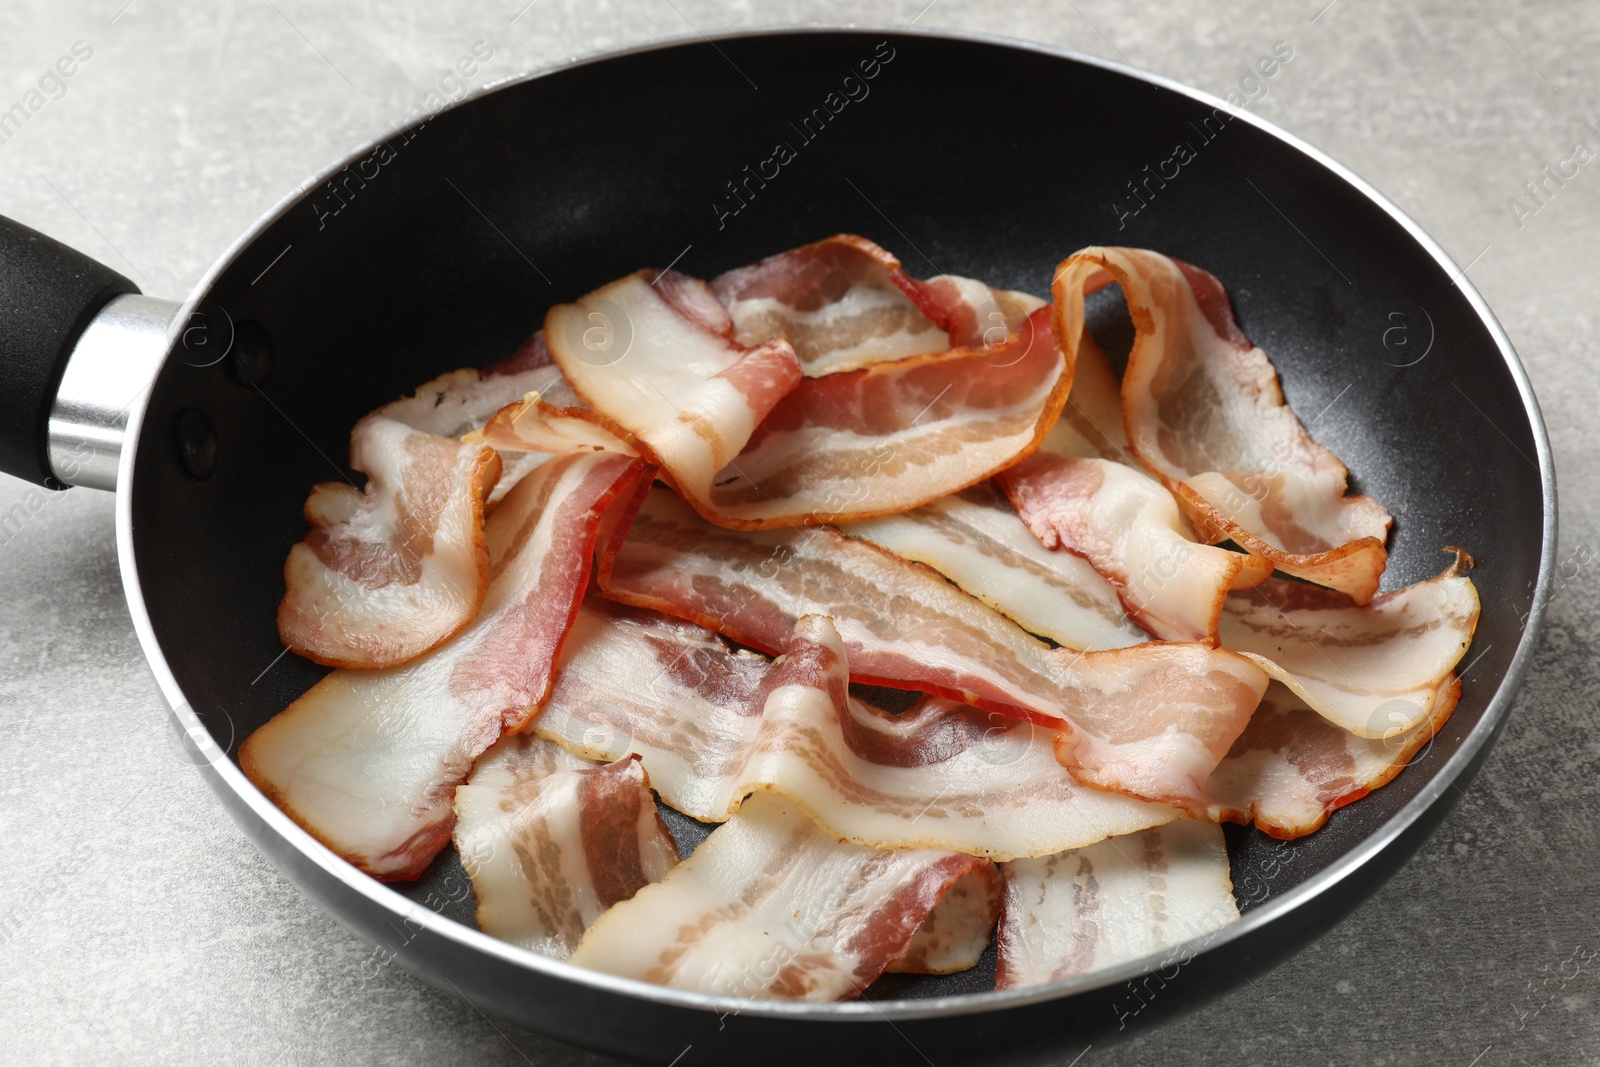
[0,26,1553,1067]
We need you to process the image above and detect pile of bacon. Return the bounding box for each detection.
[241,236,1479,1000]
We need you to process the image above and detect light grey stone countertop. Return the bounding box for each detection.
[1,1,1596,1064]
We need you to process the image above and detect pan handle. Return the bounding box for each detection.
[0,214,139,488]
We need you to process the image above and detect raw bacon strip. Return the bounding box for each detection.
[277,415,501,669]
[901,274,1048,351]
[996,451,1271,644]
[598,487,1269,809]
[377,362,557,439]
[534,605,1175,858]
[545,269,804,515]
[839,484,1146,652]
[995,820,1238,990]
[1049,327,1129,461]
[550,260,1067,529]
[1221,551,1479,736]
[453,738,678,959]
[1207,677,1460,838]
[462,330,643,464]
[995,315,1270,645]
[708,303,1068,526]
[470,391,639,461]
[709,233,1042,374]
[888,866,1002,975]
[378,334,575,507]
[1055,247,1393,601]
[567,791,1000,999]
[711,234,948,374]
[240,453,652,880]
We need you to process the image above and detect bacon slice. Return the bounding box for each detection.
[545,269,804,514]
[1055,247,1393,601]
[470,391,638,463]
[277,415,501,669]
[840,484,1146,651]
[548,265,1068,529]
[567,791,1000,999]
[1221,551,1479,736]
[995,819,1238,990]
[376,337,576,507]
[377,363,558,439]
[996,451,1272,644]
[241,452,652,880]
[1049,327,1129,461]
[902,274,1048,351]
[534,604,1175,858]
[990,309,1271,645]
[887,863,1002,975]
[1206,677,1460,838]
[709,233,1042,374]
[453,738,678,958]
[708,303,1067,526]
[598,487,1269,810]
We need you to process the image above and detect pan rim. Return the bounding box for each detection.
[116,23,1558,1024]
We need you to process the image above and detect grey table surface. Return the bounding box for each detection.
[1,1,1596,1064]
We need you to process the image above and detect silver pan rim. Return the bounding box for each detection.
[114,23,1558,1024]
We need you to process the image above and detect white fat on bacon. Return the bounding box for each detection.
[277,414,500,669]
[567,791,1000,999]
[840,483,1146,651]
[533,605,1175,858]
[709,233,1043,374]
[1221,551,1479,737]
[1206,677,1460,838]
[995,819,1238,989]
[241,452,651,880]
[599,487,1269,810]
[453,736,678,959]
[1055,247,1393,601]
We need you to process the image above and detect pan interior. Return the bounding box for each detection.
[129,31,1545,1004]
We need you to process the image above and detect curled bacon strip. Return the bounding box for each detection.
[598,487,1268,810]
[995,820,1238,990]
[277,415,500,669]
[377,357,558,439]
[1205,677,1460,838]
[709,303,1067,526]
[470,390,637,462]
[997,450,1271,645]
[995,317,1270,645]
[545,256,1069,529]
[533,604,1174,858]
[241,452,652,880]
[1221,549,1479,737]
[567,791,1001,999]
[710,233,1042,373]
[374,337,572,508]
[453,737,678,959]
[1055,247,1393,601]
[545,268,805,519]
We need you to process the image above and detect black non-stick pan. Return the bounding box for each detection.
[0,27,1553,1067]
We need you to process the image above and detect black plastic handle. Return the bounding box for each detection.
[0,215,137,486]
